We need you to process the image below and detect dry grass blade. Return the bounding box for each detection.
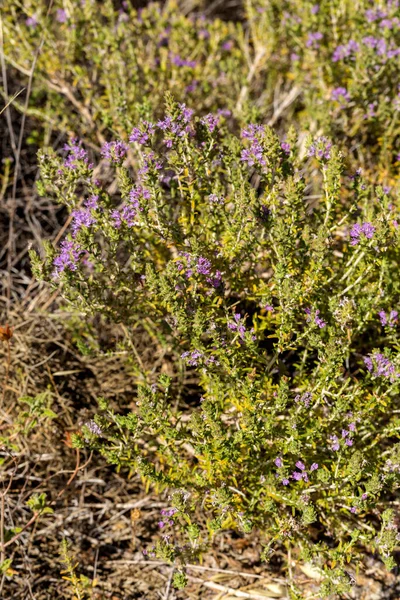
[202,581,284,600]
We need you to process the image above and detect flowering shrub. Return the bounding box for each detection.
[2,0,248,144]
[31,96,400,594]
[4,0,400,177]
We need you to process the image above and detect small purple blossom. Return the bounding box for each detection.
[26,15,38,28]
[85,420,102,436]
[71,208,97,237]
[185,80,199,93]
[331,87,350,104]
[101,140,129,163]
[171,54,196,68]
[200,113,220,133]
[306,31,323,49]
[281,142,291,154]
[241,124,267,169]
[364,352,399,381]
[181,350,203,366]
[310,463,318,471]
[275,457,283,468]
[228,313,247,340]
[208,194,224,205]
[53,240,84,277]
[206,270,223,288]
[350,222,375,245]
[222,40,234,51]
[292,471,303,481]
[296,461,306,471]
[307,136,332,160]
[56,8,67,23]
[332,40,359,62]
[129,121,155,145]
[330,435,340,452]
[379,310,398,327]
[196,257,212,275]
[295,391,312,407]
[63,138,88,169]
[282,478,290,486]
[85,195,99,210]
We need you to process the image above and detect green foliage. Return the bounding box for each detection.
[60,539,95,600]
[3,0,400,595]
[34,96,400,594]
[4,0,400,175]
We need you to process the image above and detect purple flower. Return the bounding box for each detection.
[265,304,274,312]
[171,54,196,68]
[348,423,356,432]
[200,113,220,133]
[85,195,99,210]
[157,105,194,147]
[241,125,267,169]
[158,521,165,529]
[53,240,83,277]
[350,222,375,245]
[364,352,399,381]
[330,435,340,451]
[222,40,234,51]
[310,463,318,471]
[129,121,155,145]
[26,15,38,28]
[361,493,368,500]
[85,420,102,436]
[56,8,67,23]
[196,257,212,275]
[206,270,223,288]
[314,310,326,328]
[274,457,283,468]
[71,208,97,237]
[332,40,359,62]
[308,136,332,160]
[185,80,198,93]
[292,471,303,481]
[364,356,373,372]
[379,310,388,326]
[350,507,357,514]
[306,31,323,48]
[208,194,224,205]
[181,350,203,366]
[295,461,306,471]
[331,87,350,103]
[129,185,150,210]
[101,140,129,163]
[111,209,122,229]
[282,478,290,486]
[345,438,353,447]
[63,138,88,169]
[281,142,291,154]
[311,4,319,14]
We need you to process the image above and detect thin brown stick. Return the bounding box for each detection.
[1,339,11,406]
